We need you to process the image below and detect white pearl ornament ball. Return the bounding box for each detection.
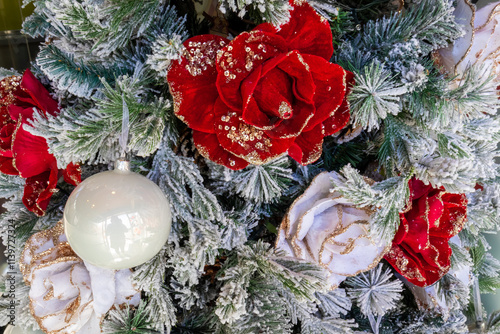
[63,160,172,269]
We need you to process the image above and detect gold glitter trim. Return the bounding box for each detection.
[453,0,476,75]
[22,221,140,334]
[331,245,392,277]
[327,69,347,119]
[278,101,292,119]
[474,3,500,32]
[10,114,22,176]
[20,221,75,284]
[277,171,388,287]
[276,172,332,244]
[302,133,325,165]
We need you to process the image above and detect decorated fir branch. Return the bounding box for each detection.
[0,0,500,333]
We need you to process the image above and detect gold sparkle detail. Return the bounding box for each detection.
[277,172,387,287]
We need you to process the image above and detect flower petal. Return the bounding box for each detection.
[213,98,294,165]
[431,193,467,238]
[384,245,428,286]
[0,123,17,175]
[242,97,283,130]
[0,106,14,128]
[384,177,467,287]
[265,98,315,139]
[0,157,17,175]
[275,0,333,61]
[9,69,59,122]
[0,123,15,154]
[23,165,58,216]
[192,130,249,170]
[288,124,324,165]
[277,52,316,104]
[63,162,82,186]
[301,54,350,131]
[216,30,288,111]
[12,122,56,178]
[241,51,315,131]
[323,98,351,136]
[168,35,229,133]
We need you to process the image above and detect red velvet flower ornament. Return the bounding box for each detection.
[384,178,467,287]
[167,0,353,170]
[0,70,81,216]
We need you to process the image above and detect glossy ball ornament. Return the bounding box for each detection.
[63,160,171,269]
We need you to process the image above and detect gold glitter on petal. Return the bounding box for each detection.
[0,76,22,107]
[277,171,387,288]
[474,4,500,32]
[453,0,476,75]
[22,220,140,333]
[278,101,292,119]
[330,245,391,277]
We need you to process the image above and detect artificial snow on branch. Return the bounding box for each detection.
[331,164,412,243]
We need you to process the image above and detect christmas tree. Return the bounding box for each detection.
[1,0,500,333]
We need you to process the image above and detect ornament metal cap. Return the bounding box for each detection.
[115,159,131,172]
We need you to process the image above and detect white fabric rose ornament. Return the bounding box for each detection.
[20,221,140,334]
[437,0,500,81]
[276,172,389,288]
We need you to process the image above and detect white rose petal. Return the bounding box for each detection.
[277,172,389,288]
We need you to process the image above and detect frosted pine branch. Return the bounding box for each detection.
[487,310,500,333]
[378,115,434,176]
[447,65,500,120]
[450,242,473,272]
[36,45,124,98]
[132,250,168,293]
[215,242,330,327]
[102,301,158,334]
[151,140,222,223]
[48,0,163,57]
[435,274,470,312]
[467,184,500,235]
[316,289,352,317]
[410,65,500,130]
[398,311,468,334]
[130,250,176,332]
[220,207,259,250]
[471,243,500,294]
[332,164,412,242]
[218,0,291,26]
[346,264,403,317]
[0,175,24,199]
[128,97,172,157]
[208,156,293,204]
[215,266,253,325]
[22,11,53,39]
[27,70,171,165]
[349,61,407,131]
[147,34,185,78]
[167,219,221,293]
[0,68,20,80]
[282,290,356,334]
[356,0,462,55]
[308,1,338,19]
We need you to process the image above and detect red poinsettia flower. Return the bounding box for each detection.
[384,178,467,287]
[167,0,353,170]
[0,70,81,216]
